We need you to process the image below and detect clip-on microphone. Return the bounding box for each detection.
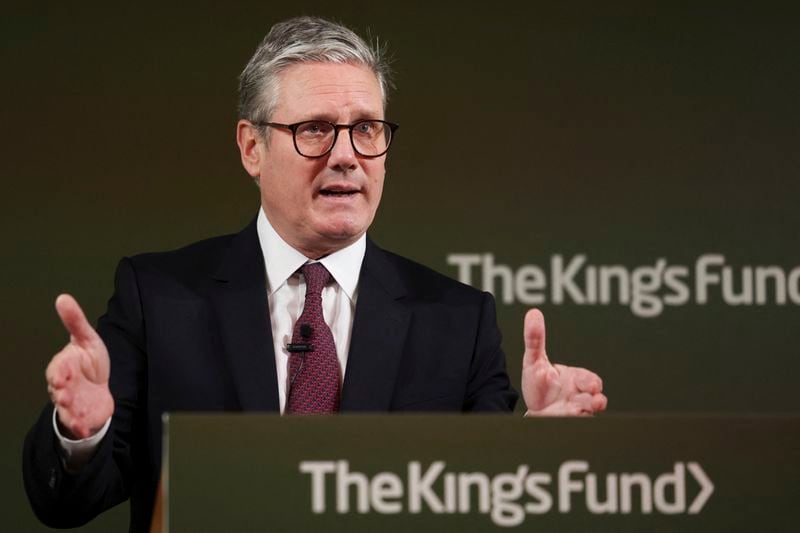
[287,323,314,353]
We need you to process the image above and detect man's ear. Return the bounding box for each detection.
[236,120,263,178]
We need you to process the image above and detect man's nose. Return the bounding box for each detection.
[327,128,358,170]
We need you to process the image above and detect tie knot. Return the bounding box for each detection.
[301,262,331,295]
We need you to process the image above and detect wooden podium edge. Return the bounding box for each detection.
[149,478,164,533]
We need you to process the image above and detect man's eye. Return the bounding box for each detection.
[355,121,380,136]
[298,122,329,136]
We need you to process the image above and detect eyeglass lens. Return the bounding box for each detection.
[294,121,391,157]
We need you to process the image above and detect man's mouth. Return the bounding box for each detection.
[319,187,359,197]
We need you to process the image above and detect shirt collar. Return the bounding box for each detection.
[256,207,365,301]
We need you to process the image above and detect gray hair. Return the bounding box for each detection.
[238,16,392,124]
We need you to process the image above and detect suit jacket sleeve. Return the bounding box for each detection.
[463,292,518,411]
[23,257,146,528]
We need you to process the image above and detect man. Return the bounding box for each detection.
[24,16,606,532]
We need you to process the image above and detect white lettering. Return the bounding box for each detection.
[458,472,491,513]
[687,462,714,513]
[299,460,714,522]
[755,266,786,305]
[524,473,553,514]
[515,265,547,305]
[552,255,587,304]
[336,460,369,513]
[653,462,686,514]
[722,265,753,305]
[663,266,690,305]
[446,253,482,285]
[408,461,445,513]
[620,473,653,514]
[789,267,800,304]
[585,473,618,513]
[558,460,588,512]
[631,259,666,317]
[482,254,514,304]
[490,465,528,527]
[370,472,404,513]
[446,252,799,316]
[299,460,336,513]
[695,254,725,304]
[599,265,629,304]
[443,473,457,513]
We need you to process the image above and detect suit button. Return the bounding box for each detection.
[48,467,57,490]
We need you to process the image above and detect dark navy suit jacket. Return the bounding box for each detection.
[23,218,517,532]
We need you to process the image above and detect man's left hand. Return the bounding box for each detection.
[521,309,607,416]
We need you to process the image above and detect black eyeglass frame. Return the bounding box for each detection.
[254,119,399,158]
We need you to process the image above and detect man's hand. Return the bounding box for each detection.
[521,309,607,416]
[46,294,114,439]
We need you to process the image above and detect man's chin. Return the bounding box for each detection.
[316,215,371,240]
[319,227,365,245]
[295,224,366,258]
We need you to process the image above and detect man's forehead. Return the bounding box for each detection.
[274,62,384,119]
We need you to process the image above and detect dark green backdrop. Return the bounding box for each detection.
[3,2,798,530]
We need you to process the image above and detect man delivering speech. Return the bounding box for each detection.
[23,16,607,531]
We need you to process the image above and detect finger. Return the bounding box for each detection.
[569,392,595,414]
[573,368,603,394]
[527,400,584,417]
[70,424,92,440]
[46,352,73,388]
[523,308,548,365]
[591,393,608,412]
[53,388,73,408]
[55,294,100,346]
[58,413,89,440]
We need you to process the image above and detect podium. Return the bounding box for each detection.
[155,415,800,532]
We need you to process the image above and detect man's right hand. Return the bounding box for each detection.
[47,294,114,439]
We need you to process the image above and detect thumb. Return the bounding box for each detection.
[523,308,548,366]
[55,294,100,346]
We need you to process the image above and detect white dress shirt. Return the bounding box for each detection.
[257,207,364,413]
[56,207,365,462]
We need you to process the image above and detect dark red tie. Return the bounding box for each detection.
[286,263,341,413]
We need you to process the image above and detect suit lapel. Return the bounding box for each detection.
[341,239,411,411]
[210,219,279,411]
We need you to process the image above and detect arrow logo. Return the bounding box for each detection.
[687,462,714,513]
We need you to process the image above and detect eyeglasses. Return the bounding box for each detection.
[255,119,399,158]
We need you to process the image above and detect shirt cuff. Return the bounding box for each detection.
[52,409,111,471]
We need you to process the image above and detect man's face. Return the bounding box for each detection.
[251,62,386,258]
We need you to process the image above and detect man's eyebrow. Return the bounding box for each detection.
[293,112,385,123]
